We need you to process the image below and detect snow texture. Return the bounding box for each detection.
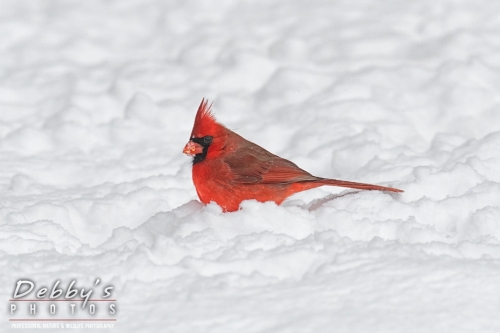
[2,0,500,332]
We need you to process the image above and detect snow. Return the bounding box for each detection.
[2,0,500,331]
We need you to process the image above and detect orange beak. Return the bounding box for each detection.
[183,141,203,156]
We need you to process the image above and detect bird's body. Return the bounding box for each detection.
[184,99,402,212]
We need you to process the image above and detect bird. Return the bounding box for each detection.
[183,99,403,212]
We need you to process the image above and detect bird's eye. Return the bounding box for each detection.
[203,136,213,144]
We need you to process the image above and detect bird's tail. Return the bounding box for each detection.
[316,178,403,193]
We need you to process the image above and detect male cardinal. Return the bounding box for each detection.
[183,99,403,212]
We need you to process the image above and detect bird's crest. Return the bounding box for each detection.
[190,98,219,138]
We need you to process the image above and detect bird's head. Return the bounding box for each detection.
[183,99,226,164]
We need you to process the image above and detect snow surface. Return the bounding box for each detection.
[2,0,500,332]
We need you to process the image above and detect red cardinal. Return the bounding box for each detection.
[184,99,403,212]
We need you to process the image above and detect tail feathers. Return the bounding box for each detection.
[317,178,403,193]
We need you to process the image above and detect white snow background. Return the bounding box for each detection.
[2,0,500,332]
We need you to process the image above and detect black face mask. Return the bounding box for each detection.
[190,136,213,164]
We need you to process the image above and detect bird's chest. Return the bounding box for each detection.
[192,159,234,203]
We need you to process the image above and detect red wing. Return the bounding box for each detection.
[223,145,317,184]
